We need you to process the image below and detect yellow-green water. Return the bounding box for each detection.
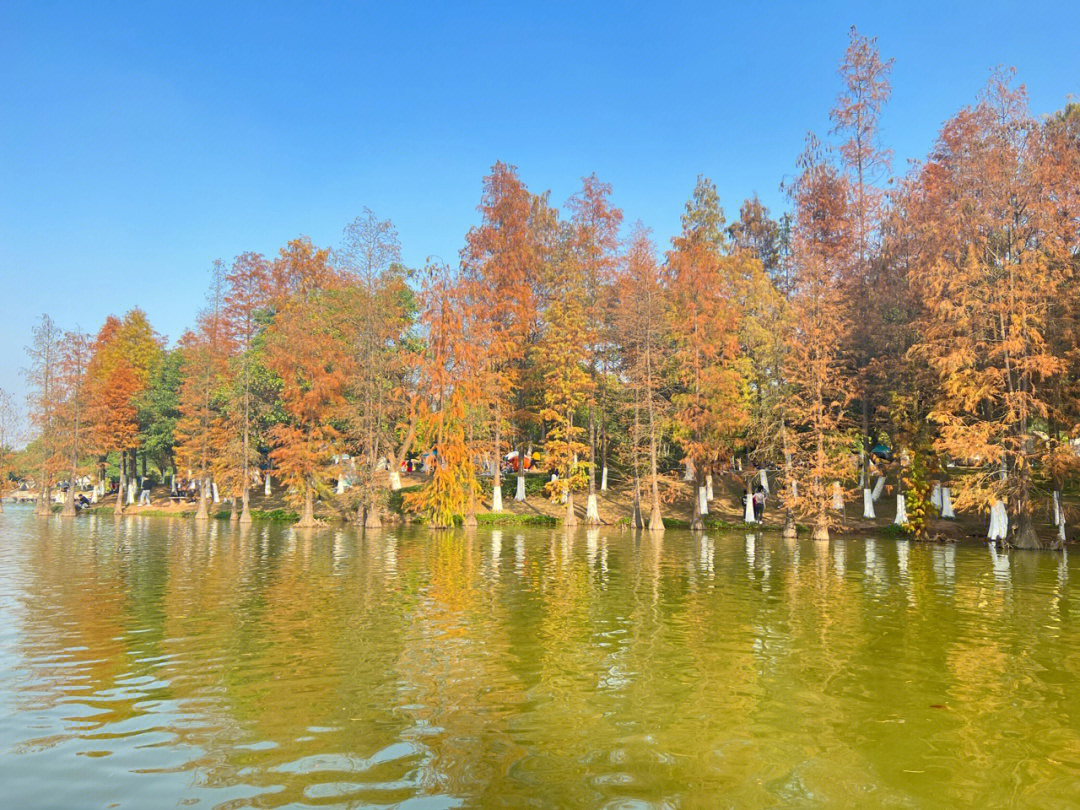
[1,506,1078,808]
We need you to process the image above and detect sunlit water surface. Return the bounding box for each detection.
[1,505,1079,808]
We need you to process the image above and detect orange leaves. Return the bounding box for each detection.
[87,309,163,456]
[266,299,352,498]
[665,177,748,472]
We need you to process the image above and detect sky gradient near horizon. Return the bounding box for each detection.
[2,1,1079,424]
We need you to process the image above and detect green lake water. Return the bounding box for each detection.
[1,505,1078,808]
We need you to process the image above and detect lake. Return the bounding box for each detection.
[1,505,1078,808]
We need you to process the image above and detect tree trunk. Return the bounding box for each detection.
[516,447,527,501]
[297,486,316,528]
[1011,511,1043,550]
[229,497,238,521]
[646,383,663,533]
[463,497,478,528]
[690,467,703,531]
[630,388,643,530]
[114,462,125,516]
[783,510,797,540]
[62,485,76,516]
[812,511,829,541]
[240,485,252,523]
[585,410,599,525]
[193,478,207,519]
[365,496,382,529]
[565,490,577,527]
[240,367,252,523]
[492,404,502,511]
[631,491,643,529]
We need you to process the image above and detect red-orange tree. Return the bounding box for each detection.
[461,163,546,510]
[265,238,351,527]
[665,177,746,529]
[405,262,483,528]
[614,224,668,531]
[906,72,1071,548]
[88,309,162,514]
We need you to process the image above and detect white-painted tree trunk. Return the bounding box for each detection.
[586,493,600,523]
[791,481,798,500]
[600,466,608,492]
[698,486,708,516]
[744,490,756,523]
[91,488,98,504]
[126,481,135,505]
[264,474,272,496]
[171,474,177,495]
[988,500,1009,541]
[336,476,346,495]
[871,476,885,502]
[862,488,875,519]
[389,471,402,492]
[941,487,955,518]
[492,484,503,513]
[759,469,769,495]
[1052,490,1062,526]
[705,474,714,501]
[212,481,220,504]
[931,483,942,509]
[683,459,694,481]
[832,481,844,512]
[894,493,908,525]
[1058,513,1067,544]
[515,475,526,501]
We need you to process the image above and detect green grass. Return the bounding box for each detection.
[474,512,558,527]
[213,509,300,522]
[83,505,299,522]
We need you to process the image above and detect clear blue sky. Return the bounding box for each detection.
[2,1,1078,421]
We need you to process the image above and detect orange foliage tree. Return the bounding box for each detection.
[567,173,623,524]
[461,162,547,510]
[665,177,746,529]
[88,309,163,514]
[406,262,483,528]
[264,238,351,527]
[906,72,1073,548]
[614,223,668,531]
[537,221,592,527]
[781,138,853,541]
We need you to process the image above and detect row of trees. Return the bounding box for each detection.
[10,29,1079,546]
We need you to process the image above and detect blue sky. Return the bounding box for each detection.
[2,1,1078,420]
